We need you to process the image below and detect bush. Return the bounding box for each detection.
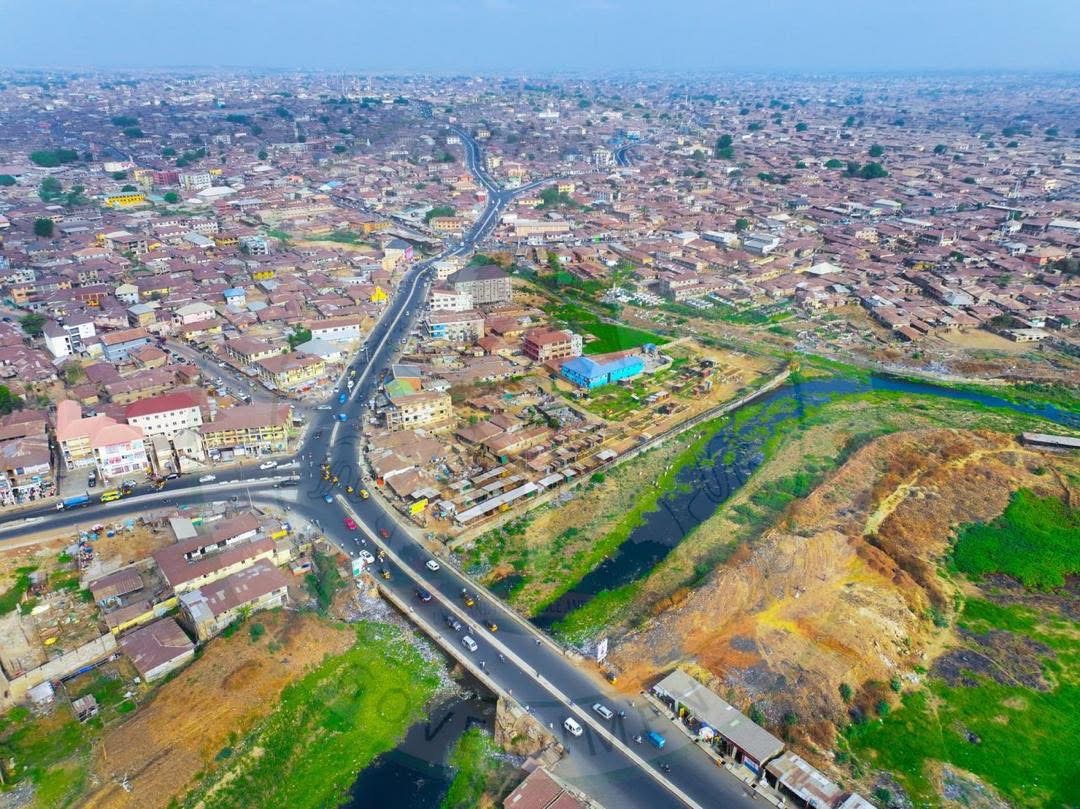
[839,682,854,703]
[249,622,266,642]
[875,699,890,717]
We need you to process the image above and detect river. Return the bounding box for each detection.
[531,373,1078,630]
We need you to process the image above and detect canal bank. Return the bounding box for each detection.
[532,373,1079,639]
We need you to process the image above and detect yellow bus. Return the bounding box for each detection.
[99,489,122,503]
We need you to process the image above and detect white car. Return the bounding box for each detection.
[461,636,478,653]
[563,718,583,737]
[358,550,375,565]
[259,461,278,470]
[425,559,441,572]
[198,474,217,484]
[592,703,614,720]
[316,404,333,411]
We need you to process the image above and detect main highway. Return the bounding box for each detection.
[0,127,759,809]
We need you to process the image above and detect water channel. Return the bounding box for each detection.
[531,374,1078,630]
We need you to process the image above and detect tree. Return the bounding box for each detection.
[859,162,888,179]
[163,191,180,204]
[111,114,138,127]
[714,134,734,160]
[824,158,844,169]
[0,385,23,415]
[20,312,46,337]
[257,149,268,161]
[332,144,347,154]
[121,184,137,192]
[868,143,885,158]
[110,170,128,181]
[0,174,16,186]
[962,176,976,185]
[122,127,144,139]
[735,218,750,232]
[839,683,854,703]
[29,148,78,167]
[795,122,808,132]
[33,218,54,238]
[38,176,62,202]
[933,144,948,154]
[287,325,312,350]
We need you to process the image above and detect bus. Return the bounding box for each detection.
[99,489,122,503]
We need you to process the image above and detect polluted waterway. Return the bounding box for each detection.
[531,373,1079,631]
[345,684,497,809]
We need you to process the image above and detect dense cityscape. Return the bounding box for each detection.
[0,49,1076,809]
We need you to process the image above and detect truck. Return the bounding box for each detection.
[56,493,91,511]
[338,391,348,405]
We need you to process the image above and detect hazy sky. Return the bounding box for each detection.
[2,0,1077,74]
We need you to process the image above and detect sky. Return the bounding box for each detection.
[1,0,1078,74]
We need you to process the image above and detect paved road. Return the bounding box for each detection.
[1,128,761,809]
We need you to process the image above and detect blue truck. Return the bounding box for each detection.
[56,493,91,511]
[338,391,348,405]
[645,731,666,749]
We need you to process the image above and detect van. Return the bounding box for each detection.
[563,718,583,737]
[645,731,666,749]
[461,636,478,653]
[592,703,614,720]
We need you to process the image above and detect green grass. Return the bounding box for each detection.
[844,598,1080,808]
[0,708,89,808]
[951,489,1079,589]
[553,582,640,645]
[182,621,441,809]
[581,321,666,354]
[440,727,501,809]
[0,565,38,615]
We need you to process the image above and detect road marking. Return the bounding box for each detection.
[333,497,705,809]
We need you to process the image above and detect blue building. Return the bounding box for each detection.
[560,355,644,389]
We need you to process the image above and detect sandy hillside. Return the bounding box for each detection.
[610,429,1077,734]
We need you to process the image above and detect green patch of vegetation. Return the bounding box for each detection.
[440,727,502,809]
[0,566,39,615]
[305,551,346,613]
[843,598,1080,808]
[951,489,1078,589]
[553,582,640,645]
[0,708,89,807]
[182,622,440,809]
[581,321,666,354]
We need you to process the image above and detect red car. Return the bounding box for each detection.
[379,528,390,539]
[344,517,358,531]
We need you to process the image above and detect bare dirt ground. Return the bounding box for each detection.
[609,429,1079,741]
[81,610,353,809]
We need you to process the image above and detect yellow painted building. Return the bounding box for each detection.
[104,192,147,208]
[370,286,388,304]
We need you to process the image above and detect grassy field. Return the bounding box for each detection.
[543,300,666,354]
[440,727,513,809]
[951,488,1078,589]
[843,598,1080,808]
[181,621,441,809]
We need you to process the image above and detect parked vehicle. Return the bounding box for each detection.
[358,550,375,565]
[198,474,217,483]
[425,559,441,572]
[645,731,666,749]
[259,460,278,470]
[461,636,478,653]
[358,488,370,499]
[317,404,332,411]
[563,718,583,737]
[56,493,91,511]
[592,703,614,720]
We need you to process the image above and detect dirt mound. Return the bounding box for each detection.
[609,428,1076,737]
